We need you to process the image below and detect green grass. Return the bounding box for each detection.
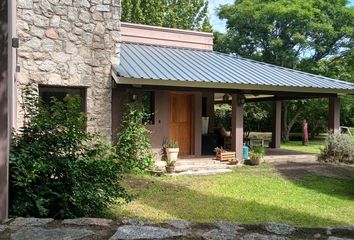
[281,139,325,154]
[108,164,354,227]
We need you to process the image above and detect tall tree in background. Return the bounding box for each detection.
[121,0,212,32]
[216,0,354,141]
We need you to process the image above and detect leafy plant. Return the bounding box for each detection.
[252,146,265,157]
[116,102,155,172]
[10,85,130,218]
[160,138,179,161]
[319,132,354,164]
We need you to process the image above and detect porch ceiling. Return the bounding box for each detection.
[112,42,354,95]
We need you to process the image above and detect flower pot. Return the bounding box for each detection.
[165,165,175,173]
[250,155,262,165]
[166,148,179,162]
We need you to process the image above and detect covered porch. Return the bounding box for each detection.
[111,42,351,161]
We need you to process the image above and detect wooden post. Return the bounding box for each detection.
[270,100,281,148]
[0,0,10,221]
[194,92,202,155]
[231,94,244,160]
[329,96,340,133]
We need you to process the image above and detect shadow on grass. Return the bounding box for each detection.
[273,162,354,201]
[120,176,352,227]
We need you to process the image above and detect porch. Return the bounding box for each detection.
[111,24,354,163]
[154,148,317,175]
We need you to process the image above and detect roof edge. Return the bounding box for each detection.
[111,72,354,95]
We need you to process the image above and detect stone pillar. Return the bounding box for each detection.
[329,96,340,133]
[16,0,121,141]
[231,94,244,160]
[270,100,281,148]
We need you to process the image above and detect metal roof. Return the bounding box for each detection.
[113,42,354,94]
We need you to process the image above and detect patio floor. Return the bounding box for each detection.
[156,148,318,176]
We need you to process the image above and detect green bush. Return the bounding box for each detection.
[10,86,130,218]
[115,102,155,172]
[319,132,354,164]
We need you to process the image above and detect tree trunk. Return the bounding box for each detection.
[282,101,303,142]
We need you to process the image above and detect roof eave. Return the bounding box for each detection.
[112,74,354,95]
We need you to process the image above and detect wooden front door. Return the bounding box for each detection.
[169,93,193,155]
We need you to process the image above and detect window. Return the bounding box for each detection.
[141,91,155,124]
[39,86,86,112]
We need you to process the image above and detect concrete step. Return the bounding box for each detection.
[168,168,233,176]
[174,164,234,172]
[264,154,317,163]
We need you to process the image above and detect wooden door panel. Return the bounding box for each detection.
[169,93,193,155]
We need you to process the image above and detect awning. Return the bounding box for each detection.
[112,42,354,94]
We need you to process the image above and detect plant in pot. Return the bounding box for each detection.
[161,138,179,173]
[249,146,265,165]
[165,158,176,173]
[164,139,179,162]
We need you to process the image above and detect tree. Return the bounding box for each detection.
[121,0,212,32]
[217,0,354,140]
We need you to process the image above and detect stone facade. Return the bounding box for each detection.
[16,0,121,140]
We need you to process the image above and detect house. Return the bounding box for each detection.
[14,0,354,161]
[1,0,354,220]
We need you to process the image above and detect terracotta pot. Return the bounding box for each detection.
[250,155,262,165]
[165,165,175,173]
[166,148,179,162]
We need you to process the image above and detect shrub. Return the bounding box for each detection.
[115,102,155,172]
[319,132,354,164]
[10,86,130,218]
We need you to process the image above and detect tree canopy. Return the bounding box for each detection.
[216,0,354,68]
[215,0,354,140]
[121,0,212,32]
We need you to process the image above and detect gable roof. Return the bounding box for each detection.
[112,42,354,94]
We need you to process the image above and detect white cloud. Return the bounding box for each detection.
[208,0,234,33]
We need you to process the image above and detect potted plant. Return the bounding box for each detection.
[163,139,179,162]
[161,138,179,173]
[165,158,176,173]
[249,146,265,165]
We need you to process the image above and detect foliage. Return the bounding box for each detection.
[165,158,176,167]
[217,0,353,67]
[214,104,232,130]
[110,165,354,227]
[216,0,354,135]
[244,103,270,135]
[300,99,328,139]
[116,102,155,173]
[10,86,130,218]
[163,138,179,149]
[251,146,265,156]
[121,0,212,32]
[319,132,354,164]
[160,138,178,162]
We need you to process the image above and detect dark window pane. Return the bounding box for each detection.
[142,91,155,124]
[39,86,86,112]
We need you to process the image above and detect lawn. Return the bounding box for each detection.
[108,164,354,227]
[280,139,325,154]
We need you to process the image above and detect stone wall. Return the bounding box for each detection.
[16,0,121,140]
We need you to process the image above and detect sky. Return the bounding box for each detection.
[208,0,354,33]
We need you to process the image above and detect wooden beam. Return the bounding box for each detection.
[329,96,340,133]
[246,94,337,103]
[270,101,281,148]
[0,0,9,221]
[231,94,244,160]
